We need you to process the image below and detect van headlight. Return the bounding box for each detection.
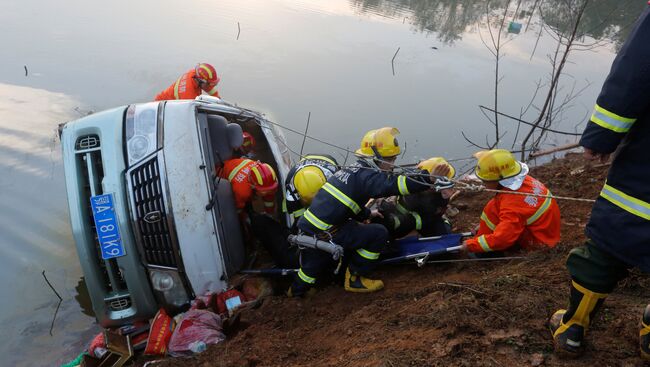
[125,103,159,166]
[149,269,190,309]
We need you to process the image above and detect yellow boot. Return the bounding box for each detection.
[640,304,650,360]
[344,268,384,293]
[549,280,607,357]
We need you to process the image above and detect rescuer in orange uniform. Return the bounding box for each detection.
[237,132,256,158]
[220,158,278,215]
[462,149,560,253]
[154,63,221,101]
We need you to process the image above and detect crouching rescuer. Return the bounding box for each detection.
[289,127,450,296]
[462,149,561,254]
[550,5,650,359]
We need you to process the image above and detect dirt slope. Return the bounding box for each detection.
[161,153,650,367]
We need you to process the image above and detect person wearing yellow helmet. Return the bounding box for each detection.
[372,157,456,239]
[355,127,402,171]
[247,154,340,273]
[289,127,450,297]
[284,154,339,221]
[461,149,561,255]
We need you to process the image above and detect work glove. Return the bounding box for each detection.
[433,176,454,192]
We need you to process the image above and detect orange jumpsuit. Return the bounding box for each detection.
[154,69,220,101]
[465,175,560,253]
[220,158,275,214]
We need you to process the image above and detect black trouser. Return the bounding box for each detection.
[419,216,452,237]
[250,213,299,269]
[566,240,630,293]
[293,220,388,292]
[374,206,451,240]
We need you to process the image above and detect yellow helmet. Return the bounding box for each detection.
[293,166,328,205]
[355,127,401,158]
[474,149,522,181]
[417,157,455,178]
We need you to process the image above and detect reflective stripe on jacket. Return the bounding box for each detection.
[465,175,560,253]
[397,190,449,232]
[297,159,432,234]
[221,158,274,212]
[154,69,220,101]
[579,5,650,271]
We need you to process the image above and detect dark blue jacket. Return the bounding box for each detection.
[580,6,650,271]
[298,159,432,234]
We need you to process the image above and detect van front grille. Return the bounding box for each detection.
[76,138,128,293]
[128,155,178,268]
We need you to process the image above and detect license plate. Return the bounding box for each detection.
[90,193,126,260]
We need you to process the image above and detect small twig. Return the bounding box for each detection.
[437,282,486,295]
[299,112,311,157]
[478,105,581,136]
[42,270,63,336]
[24,65,28,77]
[489,356,503,366]
[391,47,401,76]
[461,131,489,150]
[528,142,580,158]
[42,270,62,301]
[237,22,241,40]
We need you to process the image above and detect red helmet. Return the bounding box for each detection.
[248,162,278,194]
[195,63,220,84]
[240,132,256,154]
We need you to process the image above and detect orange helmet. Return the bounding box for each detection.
[240,132,256,154]
[195,63,220,84]
[249,162,278,194]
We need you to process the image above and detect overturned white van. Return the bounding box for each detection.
[59,96,291,327]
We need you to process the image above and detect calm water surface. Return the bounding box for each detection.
[0,0,644,365]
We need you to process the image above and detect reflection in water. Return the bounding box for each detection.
[347,0,645,165]
[351,0,645,48]
[0,83,97,367]
[76,277,95,318]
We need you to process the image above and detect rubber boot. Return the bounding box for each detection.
[344,268,384,293]
[287,269,317,298]
[549,280,607,357]
[640,304,650,360]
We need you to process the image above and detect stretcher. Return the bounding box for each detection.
[239,232,473,275]
[380,232,472,266]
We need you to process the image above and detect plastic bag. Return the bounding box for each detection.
[168,309,225,356]
[144,309,174,356]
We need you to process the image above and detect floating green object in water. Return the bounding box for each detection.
[60,352,86,367]
[508,21,522,34]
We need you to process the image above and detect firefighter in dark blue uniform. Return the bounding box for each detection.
[284,154,339,222]
[251,154,339,270]
[549,6,650,359]
[289,127,451,295]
